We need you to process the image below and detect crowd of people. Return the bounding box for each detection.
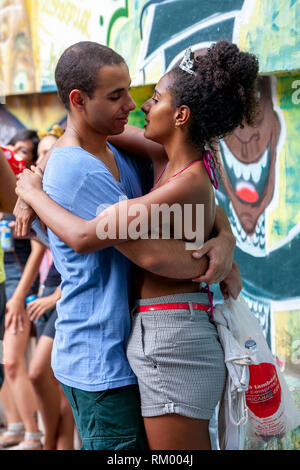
[0,39,259,450]
[0,127,74,449]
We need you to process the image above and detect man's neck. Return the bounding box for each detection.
[59,115,109,158]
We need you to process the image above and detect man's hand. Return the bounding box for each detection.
[191,231,236,284]
[219,261,242,299]
[5,297,27,334]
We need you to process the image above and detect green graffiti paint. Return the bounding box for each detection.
[106,0,129,46]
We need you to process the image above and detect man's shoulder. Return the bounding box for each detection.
[47,146,86,167]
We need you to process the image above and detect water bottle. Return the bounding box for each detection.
[25,295,47,326]
[0,220,14,252]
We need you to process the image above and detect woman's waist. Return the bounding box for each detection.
[135,291,210,308]
[135,269,201,299]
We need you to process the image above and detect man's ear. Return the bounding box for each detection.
[69,90,85,111]
[174,105,191,128]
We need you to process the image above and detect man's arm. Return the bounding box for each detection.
[0,148,17,213]
[109,125,167,164]
[191,206,236,284]
[116,238,209,280]
[117,236,241,299]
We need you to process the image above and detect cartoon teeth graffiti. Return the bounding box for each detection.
[217,75,283,257]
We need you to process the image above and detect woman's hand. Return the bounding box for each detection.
[15,167,43,205]
[26,296,55,323]
[219,261,242,300]
[5,296,27,334]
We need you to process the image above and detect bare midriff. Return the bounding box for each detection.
[134,266,205,299]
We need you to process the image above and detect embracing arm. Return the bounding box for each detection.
[16,168,201,253]
[192,206,235,283]
[108,124,167,164]
[116,237,208,280]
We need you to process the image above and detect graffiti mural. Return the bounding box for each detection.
[0,0,299,449]
[0,0,36,95]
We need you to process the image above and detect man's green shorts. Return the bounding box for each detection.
[60,383,148,450]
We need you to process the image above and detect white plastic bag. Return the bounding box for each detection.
[225,295,300,441]
[214,301,251,449]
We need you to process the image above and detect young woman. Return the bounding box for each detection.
[0,129,43,450]
[28,126,75,450]
[15,40,259,449]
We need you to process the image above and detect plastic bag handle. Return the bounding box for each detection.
[227,383,248,426]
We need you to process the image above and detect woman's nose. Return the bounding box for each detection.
[141,99,150,114]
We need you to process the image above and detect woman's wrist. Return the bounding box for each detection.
[24,187,42,206]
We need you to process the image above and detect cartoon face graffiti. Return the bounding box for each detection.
[171,45,283,256]
[218,76,281,239]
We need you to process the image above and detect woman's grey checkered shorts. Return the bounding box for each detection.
[127,292,226,420]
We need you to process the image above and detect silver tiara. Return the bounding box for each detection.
[179,47,195,75]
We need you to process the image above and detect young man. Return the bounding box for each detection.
[0,149,18,389]
[14,42,239,450]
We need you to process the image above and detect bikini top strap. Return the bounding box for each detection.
[203,150,219,190]
[150,163,168,192]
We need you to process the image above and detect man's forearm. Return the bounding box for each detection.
[117,238,208,279]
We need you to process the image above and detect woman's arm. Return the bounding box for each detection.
[5,239,46,334]
[0,148,17,213]
[16,167,203,254]
[108,125,167,164]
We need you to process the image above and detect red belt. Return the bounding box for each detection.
[136,303,210,313]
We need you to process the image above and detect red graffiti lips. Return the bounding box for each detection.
[236,182,259,203]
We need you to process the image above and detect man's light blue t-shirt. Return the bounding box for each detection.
[43,144,143,391]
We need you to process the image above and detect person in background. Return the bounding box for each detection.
[27,126,75,450]
[0,148,17,396]
[0,129,44,450]
[6,129,39,169]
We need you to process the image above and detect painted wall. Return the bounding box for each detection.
[0,0,299,450]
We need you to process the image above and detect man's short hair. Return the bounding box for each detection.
[55,42,125,110]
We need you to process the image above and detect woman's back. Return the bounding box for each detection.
[135,157,216,298]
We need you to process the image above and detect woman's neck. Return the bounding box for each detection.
[164,138,204,173]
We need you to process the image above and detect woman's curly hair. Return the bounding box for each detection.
[169,40,259,152]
